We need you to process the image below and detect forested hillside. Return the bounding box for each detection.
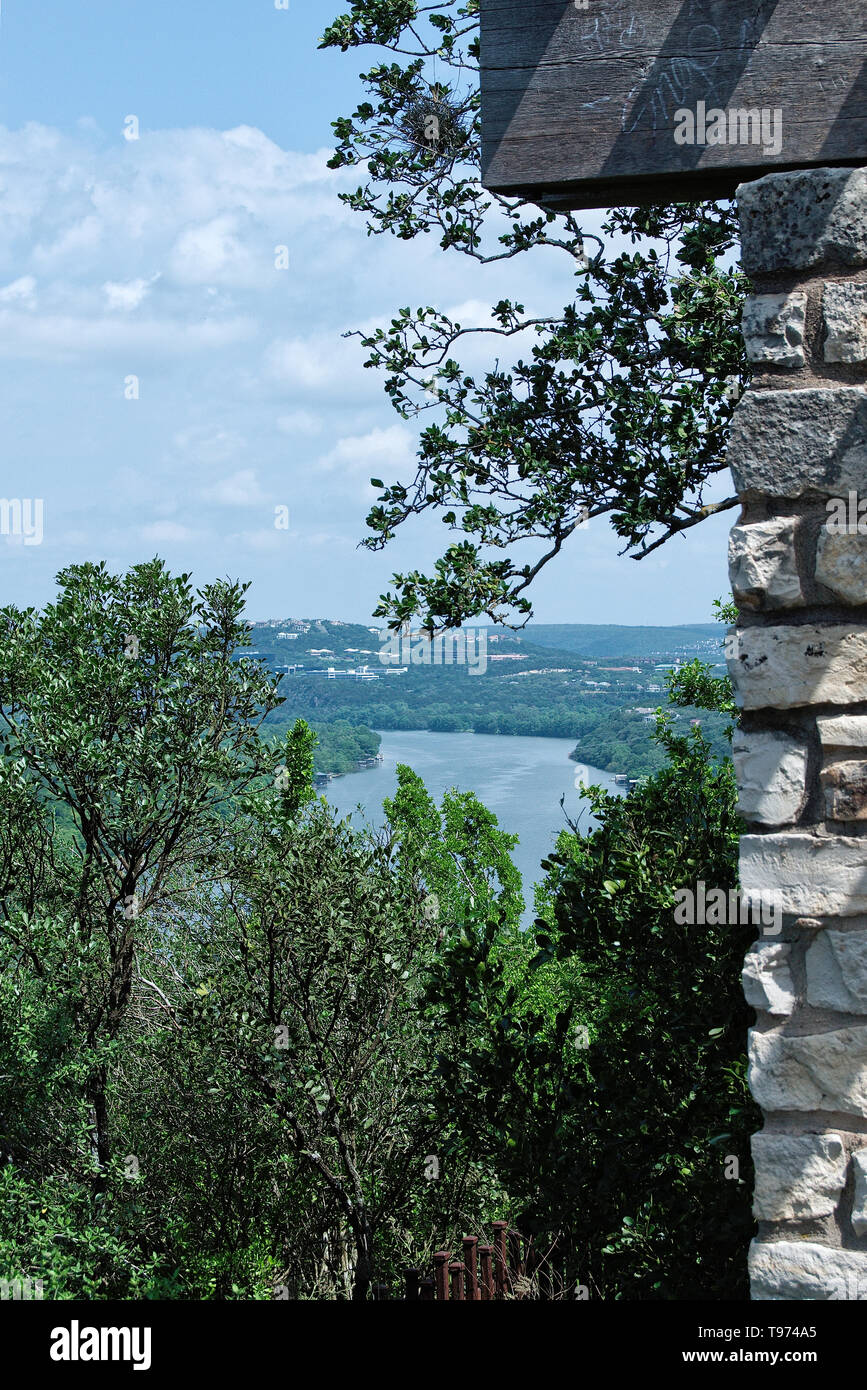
[0,560,753,1302]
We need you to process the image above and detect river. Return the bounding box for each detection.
[324,730,621,926]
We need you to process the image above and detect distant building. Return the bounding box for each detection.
[326,666,379,681]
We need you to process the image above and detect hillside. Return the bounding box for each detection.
[241,617,731,778]
[525,623,721,660]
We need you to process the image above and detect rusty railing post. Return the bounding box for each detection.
[462,1236,479,1300]
[433,1251,450,1302]
[420,1278,435,1301]
[449,1261,464,1301]
[403,1267,421,1301]
[478,1245,494,1301]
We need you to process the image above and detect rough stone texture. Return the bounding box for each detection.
[817,714,867,749]
[740,834,867,918]
[727,389,867,500]
[733,168,867,1301]
[728,623,867,711]
[751,1133,846,1221]
[743,943,797,1016]
[748,1026,867,1116]
[729,519,804,611]
[853,1151,867,1238]
[824,282,867,364]
[733,732,807,825]
[806,930,867,1013]
[738,168,867,276]
[815,527,867,605]
[821,761,867,822]
[742,293,807,368]
[750,1241,867,1300]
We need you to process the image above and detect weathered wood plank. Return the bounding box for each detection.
[481,0,867,208]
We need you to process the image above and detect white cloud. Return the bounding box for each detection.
[169,213,256,286]
[172,427,248,467]
[0,118,720,623]
[0,309,253,361]
[317,424,415,476]
[444,298,496,328]
[140,521,198,543]
[276,409,322,437]
[205,469,265,507]
[0,274,36,306]
[263,334,365,392]
[103,274,160,312]
[225,526,290,553]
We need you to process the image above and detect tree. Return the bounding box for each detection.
[383,763,523,930]
[0,559,282,1181]
[321,2,749,629]
[423,711,758,1298]
[276,718,318,818]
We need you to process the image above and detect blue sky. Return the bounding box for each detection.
[0,0,733,625]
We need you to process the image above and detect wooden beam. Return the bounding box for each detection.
[480,0,867,209]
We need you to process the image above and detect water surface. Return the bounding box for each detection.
[324,730,621,925]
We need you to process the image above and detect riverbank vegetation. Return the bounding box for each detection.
[0,560,754,1300]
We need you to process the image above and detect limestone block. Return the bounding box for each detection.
[817,714,867,750]
[729,519,804,611]
[748,1025,867,1116]
[728,624,867,710]
[740,834,867,918]
[751,1133,846,1220]
[815,528,867,605]
[733,731,807,824]
[821,762,867,822]
[853,1151,867,1237]
[742,293,807,368]
[738,168,867,276]
[742,943,797,1015]
[750,1240,867,1300]
[727,389,867,499]
[824,282,867,365]
[806,930,867,1013]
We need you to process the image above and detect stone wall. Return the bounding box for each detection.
[729,167,867,1300]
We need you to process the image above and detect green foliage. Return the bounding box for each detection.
[309,719,381,775]
[0,562,512,1299]
[0,563,755,1301]
[384,764,523,929]
[424,719,758,1299]
[572,705,731,777]
[277,718,318,818]
[322,1,748,628]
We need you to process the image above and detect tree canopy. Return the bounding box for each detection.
[321,1,748,630]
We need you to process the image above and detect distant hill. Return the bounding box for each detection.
[241,616,730,763]
[524,623,722,660]
[245,618,587,672]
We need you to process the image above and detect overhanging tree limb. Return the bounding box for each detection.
[321,1,749,628]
